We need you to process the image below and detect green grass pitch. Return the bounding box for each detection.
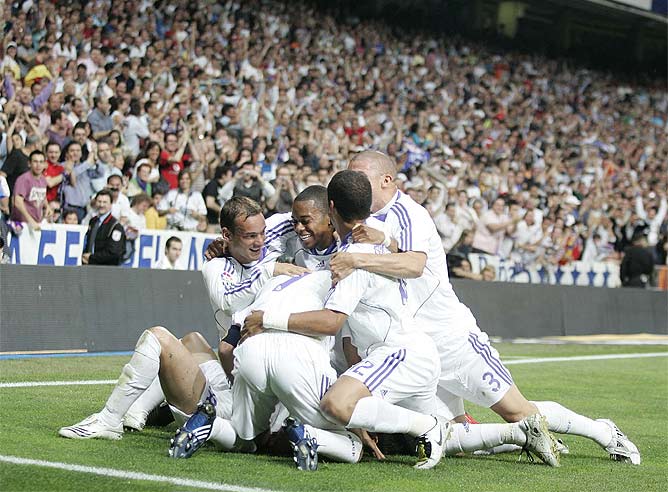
[1,343,666,492]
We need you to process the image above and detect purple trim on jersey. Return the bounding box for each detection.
[319,375,332,400]
[241,247,268,270]
[364,349,406,392]
[374,213,388,223]
[272,272,311,291]
[224,269,262,295]
[467,333,513,385]
[390,202,413,252]
[265,221,294,244]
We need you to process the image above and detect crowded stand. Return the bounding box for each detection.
[1,0,666,287]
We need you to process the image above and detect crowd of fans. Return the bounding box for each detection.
[1,0,666,283]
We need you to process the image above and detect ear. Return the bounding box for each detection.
[221,227,232,241]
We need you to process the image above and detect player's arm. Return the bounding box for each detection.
[330,250,426,284]
[241,308,347,343]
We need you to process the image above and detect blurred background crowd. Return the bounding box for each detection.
[1,0,666,284]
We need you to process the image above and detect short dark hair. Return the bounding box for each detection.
[219,196,263,232]
[165,236,182,250]
[327,170,371,222]
[29,150,45,161]
[295,185,328,215]
[130,193,151,207]
[96,189,113,201]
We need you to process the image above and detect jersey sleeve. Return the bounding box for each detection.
[202,258,273,314]
[323,267,369,315]
[387,202,430,254]
[264,212,296,256]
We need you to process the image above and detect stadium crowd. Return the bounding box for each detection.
[1,0,666,280]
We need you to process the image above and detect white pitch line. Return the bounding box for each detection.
[1,352,667,389]
[0,455,277,492]
[0,379,116,388]
[503,352,668,365]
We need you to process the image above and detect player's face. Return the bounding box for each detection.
[224,213,266,265]
[291,200,333,250]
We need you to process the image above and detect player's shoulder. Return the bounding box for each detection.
[265,212,295,240]
[342,241,386,255]
[393,192,430,218]
[202,256,237,278]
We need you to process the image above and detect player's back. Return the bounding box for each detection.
[388,192,478,339]
[326,241,431,356]
[251,270,333,347]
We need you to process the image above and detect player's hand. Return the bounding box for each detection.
[204,237,227,260]
[329,252,356,285]
[350,429,385,461]
[351,223,385,245]
[240,310,265,344]
[273,262,310,277]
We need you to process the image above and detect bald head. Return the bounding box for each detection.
[348,150,398,213]
[349,150,397,179]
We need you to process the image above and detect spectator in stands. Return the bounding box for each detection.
[203,165,231,233]
[106,174,131,224]
[158,170,206,232]
[155,236,184,270]
[472,197,521,256]
[266,164,297,214]
[145,190,167,231]
[620,231,655,288]
[10,150,49,230]
[219,161,275,208]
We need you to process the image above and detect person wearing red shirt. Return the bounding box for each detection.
[158,132,191,189]
[43,141,65,202]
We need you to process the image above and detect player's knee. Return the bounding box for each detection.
[147,326,179,356]
[320,394,353,425]
[181,331,210,352]
[218,340,234,358]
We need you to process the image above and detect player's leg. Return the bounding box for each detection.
[59,327,165,440]
[125,331,217,431]
[321,346,447,470]
[268,334,363,466]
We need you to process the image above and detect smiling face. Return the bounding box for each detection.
[223,213,266,265]
[291,199,334,250]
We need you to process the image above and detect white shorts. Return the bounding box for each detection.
[342,341,440,414]
[169,359,233,426]
[434,330,514,417]
[231,332,340,441]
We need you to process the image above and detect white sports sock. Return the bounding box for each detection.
[304,425,363,463]
[346,397,435,437]
[98,330,161,427]
[124,376,165,424]
[533,401,612,448]
[208,417,237,451]
[443,422,526,455]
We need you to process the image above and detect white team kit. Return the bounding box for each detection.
[231,271,341,440]
[325,235,440,414]
[374,190,513,418]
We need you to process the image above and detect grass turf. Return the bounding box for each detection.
[0,343,666,492]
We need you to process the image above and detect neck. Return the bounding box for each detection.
[336,220,361,242]
[375,187,397,213]
[315,235,336,251]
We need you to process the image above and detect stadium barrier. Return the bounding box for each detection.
[8,224,624,288]
[1,264,665,353]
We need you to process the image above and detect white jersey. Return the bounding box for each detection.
[373,191,477,343]
[324,236,429,357]
[249,270,333,348]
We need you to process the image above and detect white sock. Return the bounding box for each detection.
[98,330,161,427]
[346,397,435,437]
[533,401,612,448]
[208,417,237,451]
[304,425,363,463]
[443,422,526,455]
[124,376,165,424]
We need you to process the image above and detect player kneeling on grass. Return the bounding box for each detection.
[58,327,244,455]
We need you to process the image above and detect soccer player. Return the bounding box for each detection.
[175,269,368,467]
[241,171,552,469]
[59,197,303,446]
[331,150,639,465]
